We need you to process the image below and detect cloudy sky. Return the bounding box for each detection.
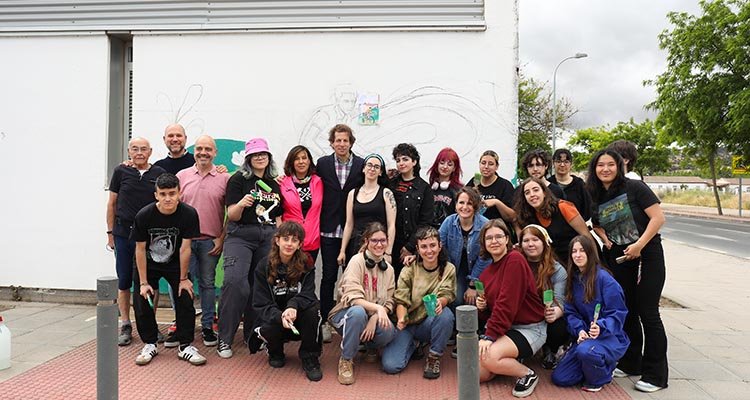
[519,0,703,131]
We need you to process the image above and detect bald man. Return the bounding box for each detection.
[155,124,195,174]
[176,135,230,346]
[107,137,167,346]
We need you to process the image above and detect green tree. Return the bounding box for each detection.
[517,72,577,165]
[646,0,750,215]
[567,119,672,176]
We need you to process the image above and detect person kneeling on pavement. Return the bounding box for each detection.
[329,222,397,385]
[382,226,456,379]
[247,221,323,381]
[131,173,206,366]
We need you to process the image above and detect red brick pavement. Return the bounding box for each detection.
[0,328,631,400]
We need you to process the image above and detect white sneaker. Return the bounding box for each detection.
[322,323,332,343]
[635,380,664,393]
[217,339,233,358]
[135,343,158,365]
[612,368,631,378]
[178,345,207,365]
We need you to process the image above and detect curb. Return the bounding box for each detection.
[662,209,750,224]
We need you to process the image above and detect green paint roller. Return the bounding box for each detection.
[256,180,272,192]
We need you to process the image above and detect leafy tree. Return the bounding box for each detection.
[517,72,577,166]
[646,0,750,215]
[567,119,672,176]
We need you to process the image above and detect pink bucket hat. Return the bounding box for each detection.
[245,138,270,156]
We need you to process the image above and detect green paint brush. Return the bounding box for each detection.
[543,289,554,307]
[473,172,482,185]
[593,303,601,324]
[474,281,485,296]
[147,294,154,309]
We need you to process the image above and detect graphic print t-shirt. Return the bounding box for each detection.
[225,172,284,225]
[593,180,660,246]
[131,202,200,271]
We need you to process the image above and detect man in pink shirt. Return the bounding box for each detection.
[176,135,230,347]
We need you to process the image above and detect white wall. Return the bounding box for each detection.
[0,34,112,290]
[132,1,518,180]
[0,1,517,290]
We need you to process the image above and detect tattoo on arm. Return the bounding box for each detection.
[385,190,397,210]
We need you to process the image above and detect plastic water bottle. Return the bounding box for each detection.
[0,315,11,370]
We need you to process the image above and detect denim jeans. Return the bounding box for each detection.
[189,238,220,329]
[330,305,396,360]
[381,307,454,374]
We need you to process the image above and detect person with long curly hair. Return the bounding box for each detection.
[247,221,323,382]
[514,177,592,262]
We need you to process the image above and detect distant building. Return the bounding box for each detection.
[644,176,710,192]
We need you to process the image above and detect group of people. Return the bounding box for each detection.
[106,122,668,396]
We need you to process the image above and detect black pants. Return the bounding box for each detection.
[320,236,343,321]
[256,305,322,359]
[545,317,570,352]
[606,237,669,388]
[133,268,195,345]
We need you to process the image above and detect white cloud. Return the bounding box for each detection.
[520,0,702,129]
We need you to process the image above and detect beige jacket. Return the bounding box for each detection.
[328,252,396,323]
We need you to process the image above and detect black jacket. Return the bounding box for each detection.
[316,153,365,234]
[549,174,593,221]
[252,257,318,326]
[388,175,434,253]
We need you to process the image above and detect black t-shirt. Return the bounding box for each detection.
[593,179,660,246]
[459,227,471,276]
[109,164,167,237]
[466,174,515,221]
[295,181,312,217]
[130,202,200,271]
[549,174,593,221]
[225,172,284,225]
[432,186,458,228]
[154,152,195,174]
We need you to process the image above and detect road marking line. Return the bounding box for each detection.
[696,234,735,242]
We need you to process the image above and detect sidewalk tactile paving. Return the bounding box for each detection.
[0,327,631,399]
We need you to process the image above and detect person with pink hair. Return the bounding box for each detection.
[426,147,463,228]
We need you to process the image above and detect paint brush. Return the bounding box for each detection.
[593,303,601,324]
[543,289,554,307]
[147,294,154,309]
[474,281,485,296]
[473,172,482,185]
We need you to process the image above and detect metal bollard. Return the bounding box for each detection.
[456,305,480,400]
[97,277,119,400]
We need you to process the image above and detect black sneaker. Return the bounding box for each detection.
[118,324,132,346]
[164,331,180,348]
[541,346,557,370]
[268,353,286,368]
[302,356,323,381]
[247,326,264,354]
[202,328,218,347]
[512,370,539,398]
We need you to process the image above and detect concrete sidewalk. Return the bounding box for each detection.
[661,202,750,223]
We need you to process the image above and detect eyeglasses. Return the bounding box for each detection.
[369,238,387,245]
[484,234,506,243]
[365,162,382,170]
[554,160,571,165]
[251,153,269,160]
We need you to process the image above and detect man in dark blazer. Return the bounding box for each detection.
[316,124,365,342]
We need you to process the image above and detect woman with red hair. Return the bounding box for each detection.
[427,147,463,228]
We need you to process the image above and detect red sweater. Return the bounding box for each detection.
[479,250,545,339]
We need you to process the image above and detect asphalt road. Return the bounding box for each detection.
[662,214,750,259]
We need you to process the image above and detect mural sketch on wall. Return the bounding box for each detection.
[298,81,514,168]
[156,84,206,136]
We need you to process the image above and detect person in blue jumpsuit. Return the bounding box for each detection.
[552,235,629,392]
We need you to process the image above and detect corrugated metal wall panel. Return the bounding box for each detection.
[0,1,485,32]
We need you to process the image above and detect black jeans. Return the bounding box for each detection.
[133,268,195,345]
[545,317,570,352]
[256,305,322,360]
[606,237,669,388]
[319,236,343,321]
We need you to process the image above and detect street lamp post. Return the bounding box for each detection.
[552,53,588,151]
